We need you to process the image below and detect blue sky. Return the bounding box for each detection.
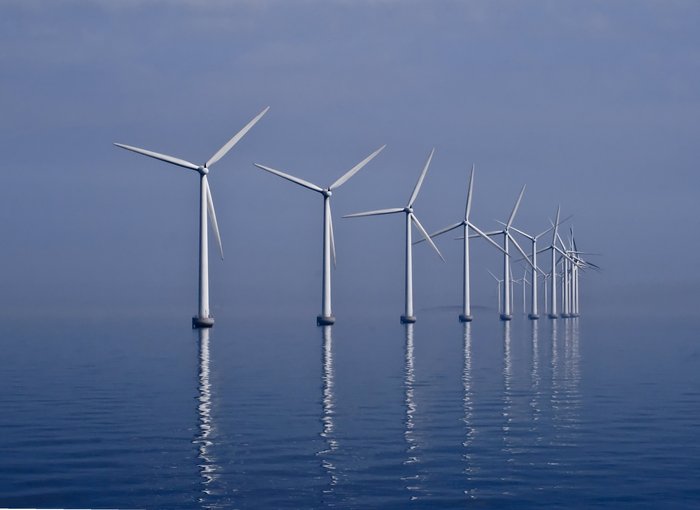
[0,1,698,319]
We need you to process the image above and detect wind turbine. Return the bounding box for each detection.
[114,106,270,328]
[488,269,504,315]
[476,186,535,321]
[538,206,577,319]
[254,145,386,325]
[344,149,444,323]
[415,165,506,322]
[556,226,600,318]
[508,216,570,320]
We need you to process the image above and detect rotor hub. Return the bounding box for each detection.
[404,207,413,214]
[323,189,332,197]
[199,166,209,175]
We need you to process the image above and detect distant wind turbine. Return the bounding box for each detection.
[475,186,535,321]
[488,269,504,315]
[114,106,269,328]
[415,165,506,322]
[508,215,570,319]
[254,145,386,325]
[344,149,444,323]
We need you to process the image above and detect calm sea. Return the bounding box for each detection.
[0,307,698,509]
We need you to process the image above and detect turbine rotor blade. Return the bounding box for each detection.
[113,143,199,171]
[206,106,270,168]
[508,233,535,270]
[465,164,474,220]
[537,213,573,239]
[506,184,526,228]
[253,163,324,193]
[407,148,435,207]
[551,205,561,245]
[508,225,533,240]
[468,222,508,255]
[343,207,404,218]
[329,144,386,191]
[411,214,445,261]
[205,179,224,260]
[414,221,463,244]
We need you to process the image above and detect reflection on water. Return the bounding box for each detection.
[551,319,582,461]
[194,328,219,508]
[462,322,476,499]
[318,325,338,492]
[502,321,514,467]
[402,323,422,499]
[530,320,542,433]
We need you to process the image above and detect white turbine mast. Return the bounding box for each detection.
[415,165,506,322]
[344,149,444,323]
[471,186,536,321]
[114,106,270,328]
[254,144,386,325]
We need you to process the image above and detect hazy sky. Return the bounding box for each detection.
[1,0,698,320]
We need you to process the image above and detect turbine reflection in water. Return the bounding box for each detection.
[550,318,582,478]
[502,320,514,468]
[462,322,477,499]
[318,325,338,492]
[402,323,422,499]
[530,320,543,433]
[194,327,219,508]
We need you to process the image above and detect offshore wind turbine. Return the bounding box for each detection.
[344,149,444,323]
[416,165,506,322]
[488,270,504,315]
[478,186,535,321]
[254,145,386,325]
[114,106,269,328]
[538,206,577,319]
[508,216,569,320]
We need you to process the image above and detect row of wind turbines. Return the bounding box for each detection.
[114,107,598,328]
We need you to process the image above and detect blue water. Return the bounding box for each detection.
[1,309,698,508]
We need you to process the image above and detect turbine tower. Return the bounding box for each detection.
[344,149,444,323]
[254,145,386,325]
[114,106,269,328]
[415,165,506,322]
[508,217,568,320]
[477,186,535,321]
[538,206,578,319]
[488,270,504,315]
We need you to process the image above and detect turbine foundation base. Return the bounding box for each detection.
[548,313,559,319]
[459,314,473,322]
[317,315,335,326]
[192,316,215,329]
[561,313,571,319]
[401,315,417,324]
[528,314,540,320]
[500,314,512,321]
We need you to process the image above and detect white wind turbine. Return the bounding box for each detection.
[344,149,444,323]
[508,216,569,320]
[415,166,506,322]
[254,145,386,325]
[488,270,504,315]
[114,106,269,328]
[555,226,597,318]
[477,186,536,321]
[538,206,577,319]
